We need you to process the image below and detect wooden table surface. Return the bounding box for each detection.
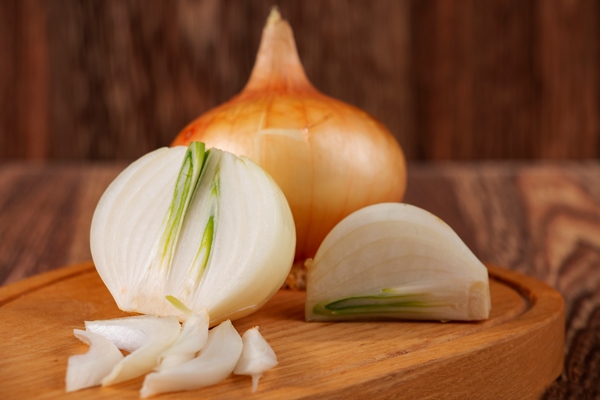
[1,160,599,399]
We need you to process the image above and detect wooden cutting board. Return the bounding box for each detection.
[0,262,564,400]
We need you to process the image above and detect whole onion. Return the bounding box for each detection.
[173,9,407,275]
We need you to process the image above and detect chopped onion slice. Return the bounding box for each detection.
[85,315,181,386]
[234,327,278,392]
[140,319,243,398]
[156,307,210,371]
[305,203,491,322]
[65,329,124,392]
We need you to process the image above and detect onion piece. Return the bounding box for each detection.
[90,142,295,324]
[305,203,491,322]
[84,315,181,385]
[140,319,243,398]
[234,327,278,392]
[156,300,210,371]
[65,329,124,392]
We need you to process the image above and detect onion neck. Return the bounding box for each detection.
[242,8,318,96]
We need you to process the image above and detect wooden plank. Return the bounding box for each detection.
[0,262,563,399]
[0,1,598,160]
[17,0,49,160]
[0,163,123,285]
[0,0,19,158]
[411,0,540,160]
[537,0,600,159]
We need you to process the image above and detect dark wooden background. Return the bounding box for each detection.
[0,0,599,161]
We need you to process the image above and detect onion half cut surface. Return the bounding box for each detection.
[91,143,296,324]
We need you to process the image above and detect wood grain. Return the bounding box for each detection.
[0,261,563,399]
[1,162,599,397]
[0,163,121,284]
[0,0,599,161]
[403,162,600,399]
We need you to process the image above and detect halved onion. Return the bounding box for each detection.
[90,142,296,324]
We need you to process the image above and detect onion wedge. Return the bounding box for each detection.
[305,203,491,322]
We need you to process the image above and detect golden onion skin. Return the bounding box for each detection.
[173,9,406,263]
